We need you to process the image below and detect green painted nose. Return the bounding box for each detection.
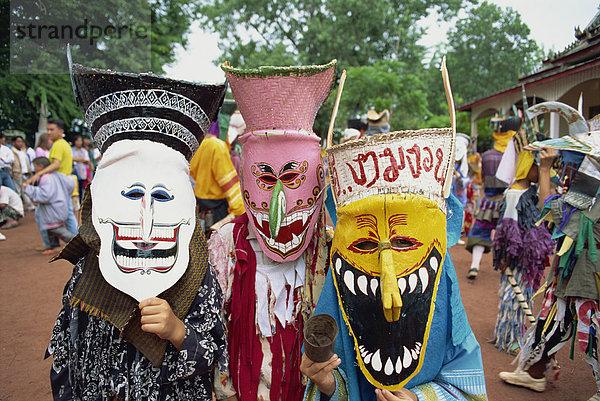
[269,179,286,239]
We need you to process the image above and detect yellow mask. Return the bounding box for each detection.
[331,193,447,389]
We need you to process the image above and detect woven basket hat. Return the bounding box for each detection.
[221,60,336,133]
[327,59,456,212]
[70,56,226,160]
[327,128,455,212]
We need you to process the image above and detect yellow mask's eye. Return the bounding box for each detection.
[332,193,446,278]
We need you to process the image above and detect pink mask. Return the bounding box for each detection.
[223,60,336,262]
[240,131,324,261]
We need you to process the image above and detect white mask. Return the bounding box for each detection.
[91,140,195,301]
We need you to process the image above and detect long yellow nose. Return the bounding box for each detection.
[380,245,402,322]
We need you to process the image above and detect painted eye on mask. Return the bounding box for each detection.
[348,236,421,254]
[121,188,145,200]
[151,190,174,202]
[251,160,308,191]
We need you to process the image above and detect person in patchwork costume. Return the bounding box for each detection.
[46,53,228,400]
[491,99,556,355]
[209,61,336,400]
[465,113,521,279]
[500,108,600,401]
[301,61,487,401]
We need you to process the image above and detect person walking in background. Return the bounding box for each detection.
[24,157,75,255]
[24,118,78,236]
[11,136,35,211]
[0,132,16,191]
[71,134,93,201]
[35,133,52,158]
[0,184,24,229]
[189,119,245,230]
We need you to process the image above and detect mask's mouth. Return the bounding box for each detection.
[332,246,443,387]
[99,218,189,274]
[248,200,320,257]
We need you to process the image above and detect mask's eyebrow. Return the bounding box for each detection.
[388,214,407,227]
[127,182,145,189]
[356,214,379,239]
[152,183,171,191]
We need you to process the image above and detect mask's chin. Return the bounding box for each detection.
[331,246,443,388]
[105,220,188,274]
[247,199,321,259]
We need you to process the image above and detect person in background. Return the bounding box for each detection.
[35,133,52,158]
[189,119,245,230]
[71,134,93,201]
[0,184,24,229]
[11,136,35,211]
[0,132,16,191]
[365,109,391,136]
[24,157,75,255]
[24,118,78,236]
[82,135,101,173]
[226,110,245,173]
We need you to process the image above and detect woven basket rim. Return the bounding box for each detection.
[221,60,337,78]
[71,63,225,89]
[327,127,453,153]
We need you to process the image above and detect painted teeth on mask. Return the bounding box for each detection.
[397,277,407,294]
[418,267,429,293]
[371,349,382,372]
[344,270,356,295]
[430,256,439,272]
[335,258,342,274]
[408,273,418,293]
[116,255,175,268]
[395,355,403,374]
[402,346,412,369]
[384,357,394,375]
[370,278,378,296]
[357,275,368,295]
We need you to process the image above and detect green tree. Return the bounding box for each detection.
[1,0,203,138]
[200,0,474,137]
[200,0,472,70]
[445,1,544,103]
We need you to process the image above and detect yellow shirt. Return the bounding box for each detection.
[190,135,245,216]
[49,138,73,175]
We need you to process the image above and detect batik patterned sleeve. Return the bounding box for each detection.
[410,333,488,401]
[163,266,228,382]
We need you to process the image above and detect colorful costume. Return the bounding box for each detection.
[46,56,228,400]
[209,61,335,400]
[466,115,520,278]
[491,146,554,353]
[500,108,600,396]
[304,64,487,400]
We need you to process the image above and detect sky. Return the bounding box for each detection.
[163,0,600,83]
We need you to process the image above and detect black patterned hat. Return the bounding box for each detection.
[70,63,226,160]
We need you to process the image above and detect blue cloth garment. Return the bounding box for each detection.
[305,195,487,400]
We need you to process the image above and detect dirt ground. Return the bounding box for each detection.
[0,213,597,400]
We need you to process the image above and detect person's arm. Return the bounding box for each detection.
[301,354,344,398]
[538,147,556,211]
[24,175,54,203]
[213,143,245,216]
[0,147,14,164]
[24,159,60,187]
